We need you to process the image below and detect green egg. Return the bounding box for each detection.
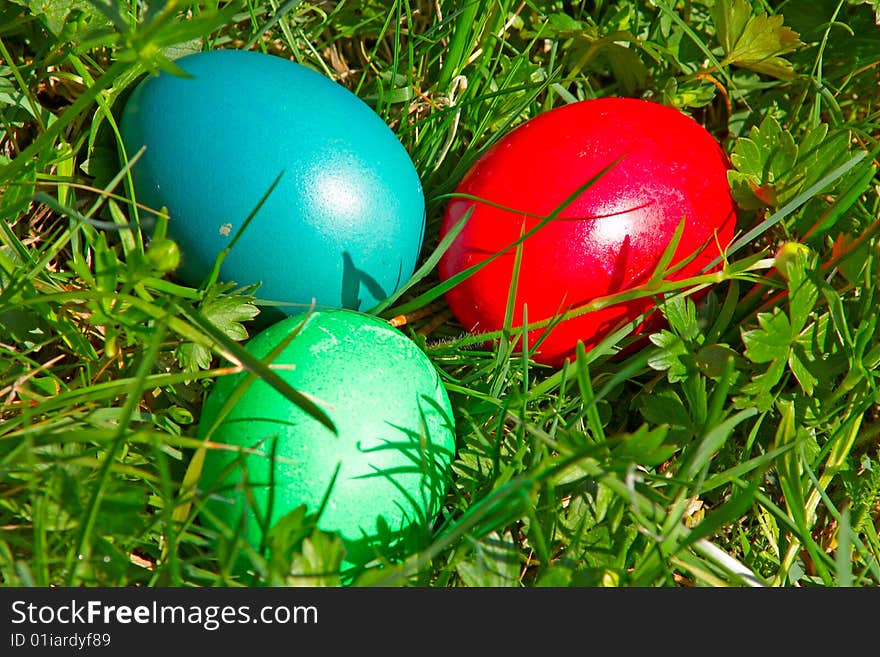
[196,309,456,575]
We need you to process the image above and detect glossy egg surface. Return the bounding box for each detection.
[196,309,456,571]
[438,97,737,365]
[121,49,425,311]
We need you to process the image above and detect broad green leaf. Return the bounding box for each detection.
[176,341,212,373]
[729,137,762,176]
[456,531,520,587]
[660,77,718,110]
[175,289,259,373]
[740,358,787,409]
[784,249,819,337]
[795,313,838,366]
[601,3,636,32]
[695,344,741,380]
[748,117,798,183]
[288,532,346,587]
[660,294,699,342]
[199,294,260,342]
[23,0,109,36]
[640,389,692,429]
[718,9,803,80]
[536,567,573,587]
[727,116,803,209]
[713,0,752,55]
[799,122,829,157]
[647,329,689,383]
[612,424,679,467]
[728,172,773,210]
[788,346,819,396]
[603,42,648,94]
[742,310,791,364]
[548,12,585,33]
[0,77,25,112]
[265,505,316,559]
[728,136,771,210]
[556,490,604,538]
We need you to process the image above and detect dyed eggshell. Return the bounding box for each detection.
[196,310,456,571]
[438,97,737,366]
[120,50,425,312]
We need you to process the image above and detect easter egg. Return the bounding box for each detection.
[196,309,456,574]
[438,97,737,366]
[120,49,425,312]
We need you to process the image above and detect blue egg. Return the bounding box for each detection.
[120,49,425,311]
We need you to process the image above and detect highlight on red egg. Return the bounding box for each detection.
[438,97,737,366]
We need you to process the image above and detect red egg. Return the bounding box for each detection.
[438,97,737,366]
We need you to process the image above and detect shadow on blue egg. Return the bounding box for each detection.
[340,251,407,311]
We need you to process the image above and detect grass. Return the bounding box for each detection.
[1,0,878,587]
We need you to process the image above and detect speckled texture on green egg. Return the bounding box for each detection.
[196,309,456,573]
